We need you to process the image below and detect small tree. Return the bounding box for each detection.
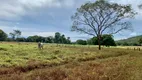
[71,0,136,50]
[9,30,21,41]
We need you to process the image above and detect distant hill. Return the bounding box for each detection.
[116,35,142,46]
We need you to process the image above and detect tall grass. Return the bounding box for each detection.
[0,42,141,80]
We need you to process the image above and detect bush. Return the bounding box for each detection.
[0,47,7,51]
[76,39,87,45]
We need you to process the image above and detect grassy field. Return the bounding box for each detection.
[0,42,142,80]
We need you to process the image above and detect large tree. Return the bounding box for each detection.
[0,29,7,41]
[71,0,136,50]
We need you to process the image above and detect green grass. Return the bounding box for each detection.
[0,42,142,80]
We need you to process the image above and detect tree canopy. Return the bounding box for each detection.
[87,34,116,46]
[101,34,116,47]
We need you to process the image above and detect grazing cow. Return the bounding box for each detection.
[40,42,44,49]
[38,42,44,49]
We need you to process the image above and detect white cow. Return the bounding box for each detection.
[38,42,44,49]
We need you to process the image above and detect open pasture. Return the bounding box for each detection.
[0,42,142,80]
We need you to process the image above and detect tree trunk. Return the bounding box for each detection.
[98,35,101,50]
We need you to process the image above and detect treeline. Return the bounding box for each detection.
[76,34,116,47]
[1,29,141,46]
[76,34,142,46]
[0,29,71,44]
[15,32,71,44]
[0,29,117,46]
[8,34,71,44]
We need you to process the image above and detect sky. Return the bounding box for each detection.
[0,0,142,41]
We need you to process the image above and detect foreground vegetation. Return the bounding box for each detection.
[0,42,142,80]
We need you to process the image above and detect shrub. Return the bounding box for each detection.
[0,47,7,51]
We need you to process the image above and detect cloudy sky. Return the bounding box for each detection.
[0,0,142,41]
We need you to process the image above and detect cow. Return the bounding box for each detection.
[38,42,44,49]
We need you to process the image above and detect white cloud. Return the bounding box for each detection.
[22,32,55,37]
[0,25,55,37]
[0,1,25,20]
[0,0,75,20]
[130,32,137,36]
[37,32,55,37]
[114,36,127,40]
